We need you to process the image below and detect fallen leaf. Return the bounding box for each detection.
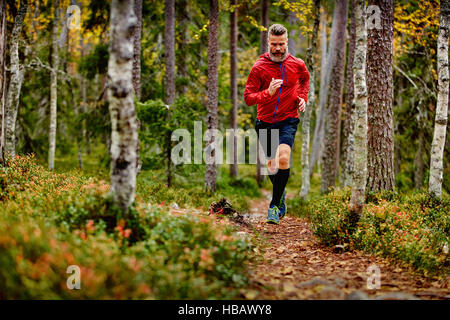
[283,283,297,293]
[281,266,294,275]
[241,290,259,300]
[277,246,287,254]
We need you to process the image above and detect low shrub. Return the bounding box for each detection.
[0,155,254,299]
[288,189,449,275]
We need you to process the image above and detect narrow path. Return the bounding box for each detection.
[238,189,449,300]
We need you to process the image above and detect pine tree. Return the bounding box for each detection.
[205,0,219,192]
[321,0,348,193]
[366,0,395,191]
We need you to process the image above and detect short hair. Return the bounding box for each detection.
[268,24,288,37]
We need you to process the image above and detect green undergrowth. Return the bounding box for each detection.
[0,154,257,299]
[288,188,449,276]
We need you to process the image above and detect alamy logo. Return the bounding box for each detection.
[66,5,81,30]
[66,265,81,290]
[366,5,382,30]
[366,264,381,289]
[170,121,280,175]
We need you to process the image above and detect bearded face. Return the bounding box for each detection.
[268,33,289,62]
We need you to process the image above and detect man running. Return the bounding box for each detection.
[244,24,310,224]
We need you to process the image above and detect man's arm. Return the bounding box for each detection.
[296,63,310,105]
[244,66,272,106]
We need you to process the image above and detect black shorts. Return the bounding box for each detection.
[255,117,300,159]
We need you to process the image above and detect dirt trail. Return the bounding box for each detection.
[237,189,449,300]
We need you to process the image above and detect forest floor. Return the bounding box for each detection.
[232,189,449,300]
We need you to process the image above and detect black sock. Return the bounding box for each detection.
[270,168,290,207]
[268,173,275,185]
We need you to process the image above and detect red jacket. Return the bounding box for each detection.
[244,52,310,123]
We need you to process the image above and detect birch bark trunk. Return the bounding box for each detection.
[48,0,59,169]
[257,0,269,184]
[4,0,27,159]
[230,0,238,177]
[107,0,138,214]
[350,0,368,215]
[0,0,6,162]
[300,0,320,199]
[429,0,450,198]
[341,0,356,187]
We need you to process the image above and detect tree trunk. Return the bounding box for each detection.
[257,0,269,184]
[132,0,142,100]
[205,0,219,192]
[230,0,238,177]
[107,0,138,215]
[300,0,320,199]
[366,0,395,191]
[48,0,59,169]
[321,0,348,194]
[165,0,175,104]
[0,0,6,163]
[177,0,189,95]
[288,0,298,57]
[414,117,425,189]
[341,0,356,187]
[350,0,368,216]
[259,0,269,55]
[310,9,335,177]
[133,0,142,175]
[4,0,27,159]
[165,0,175,186]
[429,0,450,198]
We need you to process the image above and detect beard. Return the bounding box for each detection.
[268,45,289,62]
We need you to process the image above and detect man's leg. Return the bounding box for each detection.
[269,144,291,208]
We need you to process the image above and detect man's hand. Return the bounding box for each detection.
[268,78,283,96]
[298,97,306,112]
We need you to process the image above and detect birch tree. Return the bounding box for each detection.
[341,0,357,187]
[429,0,450,198]
[205,0,219,192]
[230,0,238,177]
[0,0,6,162]
[321,0,348,194]
[107,0,138,214]
[48,0,59,169]
[4,0,27,159]
[350,0,368,215]
[366,0,395,191]
[257,0,269,185]
[300,0,320,199]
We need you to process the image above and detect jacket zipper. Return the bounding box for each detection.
[272,64,285,123]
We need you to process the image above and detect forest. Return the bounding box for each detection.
[0,0,448,300]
